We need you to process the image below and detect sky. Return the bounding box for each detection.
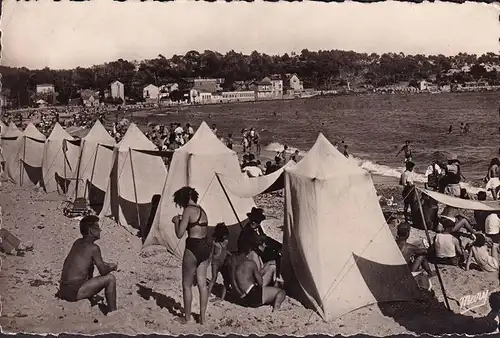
[1,0,499,70]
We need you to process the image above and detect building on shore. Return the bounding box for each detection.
[110,80,125,101]
[221,91,255,103]
[143,84,160,103]
[80,89,100,107]
[36,84,55,94]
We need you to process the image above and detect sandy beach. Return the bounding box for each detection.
[1,176,499,336]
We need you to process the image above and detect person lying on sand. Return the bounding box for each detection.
[208,223,232,301]
[231,241,286,311]
[56,215,118,313]
[485,212,500,262]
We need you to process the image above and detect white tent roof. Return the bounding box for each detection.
[83,120,114,145]
[144,121,255,257]
[179,121,234,155]
[117,123,156,151]
[282,133,420,321]
[48,122,74,141]
[23,123,46,140]
[2,123,23,138]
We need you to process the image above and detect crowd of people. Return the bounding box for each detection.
[57,192,286,323]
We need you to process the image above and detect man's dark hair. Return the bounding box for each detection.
[397,222,411,240]
[80,215,100,236]
[477,191,487,201]
[173,186,199,208]
[213,222,229,242]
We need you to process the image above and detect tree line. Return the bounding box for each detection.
[1,49,499,107]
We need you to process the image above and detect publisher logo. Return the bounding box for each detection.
[459,290,490,314]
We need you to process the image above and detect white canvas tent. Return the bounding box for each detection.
[143,121,256,258]
[5,123,46,186]
[0,120,6,136]
[68,120,115,212]
[281,133,420,321]
[41,123,81,193]
[99,123,167,235]
[0,123,24,176]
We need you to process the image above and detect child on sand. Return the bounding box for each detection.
[208,223,231,301]
[465,233,499,272]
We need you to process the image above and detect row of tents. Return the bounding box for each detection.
[0,119,431,321]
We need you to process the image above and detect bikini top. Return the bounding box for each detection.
[187,205,208,229]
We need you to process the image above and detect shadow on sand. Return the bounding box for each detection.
[135,283,201,323]
[378,297,497,335]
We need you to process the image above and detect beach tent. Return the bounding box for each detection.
[5,123,46,186]
[0,120,6,135]
[0,123,24,175]
[68,120,115,213]
[41,123,81,193]
[99,123,168,235]
[420,188,500,211]
[143,121,257,258]
[281,133,420,321]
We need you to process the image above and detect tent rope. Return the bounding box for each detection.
[304,186,419,323]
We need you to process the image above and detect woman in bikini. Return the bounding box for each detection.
[172,187,212,325]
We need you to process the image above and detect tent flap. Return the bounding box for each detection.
[420,188,500,211]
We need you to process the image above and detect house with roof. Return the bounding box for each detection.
[256,77,273,100]
[80,89,100,107]
[143,84,159,103]
[189,88,213,105]
[287,74,304,92]
[270,75,283,98]
[110,80,125,101]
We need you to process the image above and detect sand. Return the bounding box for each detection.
[1,179,500,336]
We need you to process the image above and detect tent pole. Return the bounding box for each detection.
[128,149,142,238]
[21,136,26,186]
[85,144,100,201]
[215,172,243,229]
[75,140,85,201]
[415,187,451,311]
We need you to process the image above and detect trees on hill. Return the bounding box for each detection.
[1,50,499,107]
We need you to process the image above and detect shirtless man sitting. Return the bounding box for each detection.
[56,215,118,313]
[231,242,286,311]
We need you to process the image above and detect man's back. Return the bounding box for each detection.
[61,239,96,283]
[234,255,259,295]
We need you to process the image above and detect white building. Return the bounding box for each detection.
[110,80,125,101]
[288,74,304,91]
[270,75,283,98]
[143,84,159,101]
[189,88,213,104]
[36,84,55,94]
[221,91,255,103]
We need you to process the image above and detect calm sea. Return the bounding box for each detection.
[139,91,500,192]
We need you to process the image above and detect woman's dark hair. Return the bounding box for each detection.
[473,233,486,247]
[213,222,229,242]
[490,158,500,167]
[173,186,199,208]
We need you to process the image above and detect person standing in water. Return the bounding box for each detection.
[396,140,412,163]
[448,125,453,134]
